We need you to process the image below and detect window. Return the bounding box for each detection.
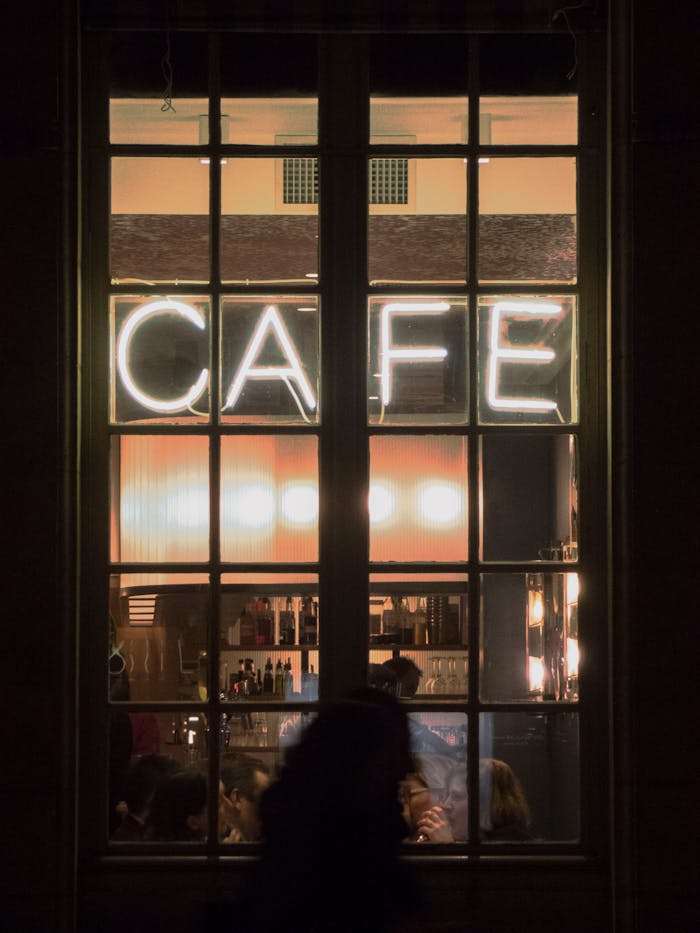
[84,30,605,858]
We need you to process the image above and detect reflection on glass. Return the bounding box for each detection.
[481,435,578,561]
[370,97,469,143]
[368,297,468,424]
[369,436,468,562]
[221,158,318,284]
[221,98,317,144]
[480,573,580,703]
[221,298,319,424]
[110,436,209,563]
[368,159,467,285]
[110,98,210,145]
[110,158,210,284]
[478,295,577,425]
[110,296,210,425]
[221,435,318,562]
[479,712,580,842]
[479,157,576,284]
[479,97,577,145]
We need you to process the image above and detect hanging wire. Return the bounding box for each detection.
[160,6,176,112]
[551,2,590,80]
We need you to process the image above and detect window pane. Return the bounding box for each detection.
[220,99,317,144]
[109,738,210,844]
[479,712,580,842]
[368,159,467,285]
[479,158,576,284]
[478,295,577,425]
[110,436,209,563]
[221,297,319,424]
[221,436,318,562]
[370,35,469,101]
[480,573,580,703]
[109,574,209,704]
[404,715,468,843]
[111,158,209,284]
[368,297,468,425]
[220,584,319,704]
[110,295,210,424]
[369,436,467,562]
[221,159,318,284]
[481,435,579,562]
[479,96,578,145]
[107,32,208,144]
[370,97,469,143]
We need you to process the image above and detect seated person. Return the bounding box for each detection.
[219,753,271,843]
[479,757,532,841]
[399,770,434,842]
[414,759,468,842]
[145,768,208,842]
[111,753,181,842]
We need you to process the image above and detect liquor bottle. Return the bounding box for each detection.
[300,596,317,645]
[256,596,273,645]
[274,658,284,696]
[263,656,274,695]
[397,597,414,645]
[256,668,263,694]
[239,600,256,646]
[307,664,318,701]
[279,596,296,645]
[426,595,447,645]
[283,657,293,699]
[413,597,427,645]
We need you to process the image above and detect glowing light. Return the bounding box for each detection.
[530,593,544,625]
[418,483,462,525]
[380,301,449,406]
[369,483,396,524]
[116,299,209,413]
[566,572,579,605]
[280,484,318,525]
[228,483,275,528]
[528,656,545,693]
[566,637,579,677]
[224,305,317,412]
[486,300,561,412]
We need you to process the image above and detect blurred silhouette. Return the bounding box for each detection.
[145,768,208,842]
[226,691,420,933]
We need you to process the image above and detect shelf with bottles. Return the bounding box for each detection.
[219,651,319,703]
[369,593,467,649]
[222,593,318,650]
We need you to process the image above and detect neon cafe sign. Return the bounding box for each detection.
[116,298,566,415]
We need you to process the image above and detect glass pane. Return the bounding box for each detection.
[479,712,580,842]
[111,158,209,284]
[370,35,469,102]
[108,32,208,144]
[221,436,318,562]
[110,295,210,424]
[109,574,209,703]
[369,436,467,562]
[368,159,467,285]
[481,435,579,562]
[370,97,469,144]
[480,573,580,703]
[220,581,319,704]
[221,158,318,284]
[221,297,319,424]
[109,743,210,843]
[221,34,317,142]
[111,99,210,145]
[480,35,577,97]
[110,436,209,563]
[478,295,577,425]
[479,97,578,145]
[479,158,576,284]
[403,714,468,843]
[220,99,317,144]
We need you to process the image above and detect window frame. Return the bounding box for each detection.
[80,28,609,865]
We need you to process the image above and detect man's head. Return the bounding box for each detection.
[380,657,422,698]
[220,753,271,841]
[123,754,182,819]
